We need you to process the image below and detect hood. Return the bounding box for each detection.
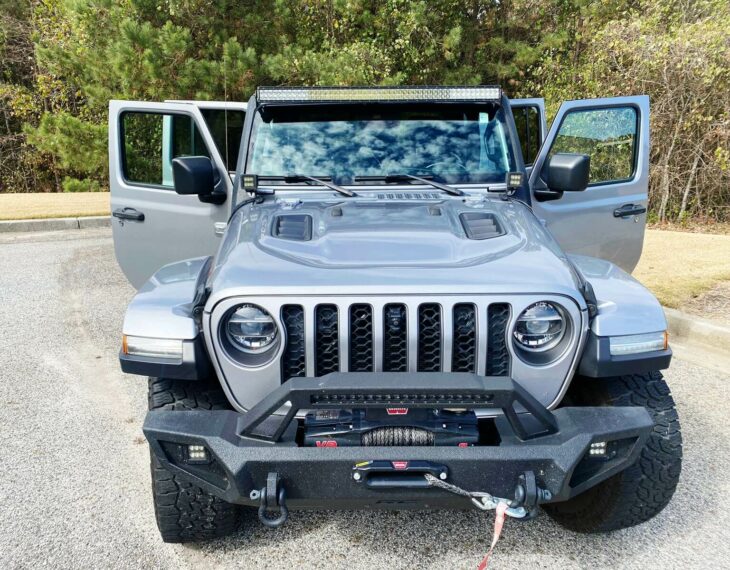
[208,192,583,302]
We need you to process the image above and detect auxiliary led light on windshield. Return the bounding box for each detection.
[506,172,524,190]
[256,86,502,103]
[242,174,258,192]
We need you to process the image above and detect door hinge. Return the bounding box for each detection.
[214,222,227,236]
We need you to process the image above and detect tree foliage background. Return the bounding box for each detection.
[1,0,728,222]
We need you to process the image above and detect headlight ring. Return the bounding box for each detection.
[513,301,566,352]
[226,304,278,353]
[221,304,281,366]
[512,301,571,365]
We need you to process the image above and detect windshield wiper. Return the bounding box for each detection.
[354,174,464,196]
[280,174,356,197]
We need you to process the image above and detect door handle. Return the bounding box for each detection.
[113,207,145,222]
[613,203,646,218]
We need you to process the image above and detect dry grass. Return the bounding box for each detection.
[682,282,730,323]
[635,229,730,308]
[649,221,730,235]
[0,192,110,220]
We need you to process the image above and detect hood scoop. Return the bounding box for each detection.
[460,212,505,240]
[273,214,312,241]
[255,201,519,268]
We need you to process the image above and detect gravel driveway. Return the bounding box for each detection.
[1,228,728,569]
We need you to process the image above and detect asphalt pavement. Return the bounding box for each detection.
[1,228,729,569]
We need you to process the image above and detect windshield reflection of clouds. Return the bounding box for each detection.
[249,113,514,183]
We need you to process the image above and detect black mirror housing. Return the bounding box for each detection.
[545,153,590,193]
[172,156,215,196]
[172,156,226,204]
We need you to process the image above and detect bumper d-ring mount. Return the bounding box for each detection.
[251,472,289,528]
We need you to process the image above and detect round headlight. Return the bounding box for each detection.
[513,302,565,351]
[226,304,278,353]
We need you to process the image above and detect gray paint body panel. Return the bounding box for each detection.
[114,92,665,414]
[109,100,245,290]
[204,293,586,414]
[207,195,582,304]
[570,254,668,337]
[529,96,650,273]
[122,257,209,340]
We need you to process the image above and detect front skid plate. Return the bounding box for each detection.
[144,406,653,509]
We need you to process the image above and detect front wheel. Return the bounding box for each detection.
[148,377,241,543]
[545,371,682,532]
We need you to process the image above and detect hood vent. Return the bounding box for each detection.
[375,192,441,200]
[459,212,504,240]
[273,214,313,241]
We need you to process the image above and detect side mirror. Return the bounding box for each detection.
[546,153,590,193]
[171,156,226,204]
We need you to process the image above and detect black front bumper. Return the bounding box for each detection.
[144,373,653,510]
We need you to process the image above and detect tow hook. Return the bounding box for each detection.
[251,472,289,528]
[509,471,552,520]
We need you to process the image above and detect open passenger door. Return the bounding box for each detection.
[528,96,650,272]
[108,101,246,289]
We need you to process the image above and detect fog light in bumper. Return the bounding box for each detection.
[186,444,209,463]
[609,331,668,356]
[122,335,183,361]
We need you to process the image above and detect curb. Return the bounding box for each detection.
[664,307,730,354]
[0,216,110,233]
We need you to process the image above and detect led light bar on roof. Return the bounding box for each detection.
[256,86,502,103]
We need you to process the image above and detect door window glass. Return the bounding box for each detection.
[513,106,540,166]
[121,112,211,187]
[549,107,638,184]
[200,109,245,172]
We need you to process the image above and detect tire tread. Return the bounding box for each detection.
[545,371,682,532]
[148,377,240,543]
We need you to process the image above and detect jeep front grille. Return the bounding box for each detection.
[280,300,511,382]
[452,304,477,372]
[417,303,442,372]
[486,303,511,376]
[314,304,340,376]
[383,303,408,372]
[280,305,306,381]
[349,304,374,372]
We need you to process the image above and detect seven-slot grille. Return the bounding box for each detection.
[280,301,510,382]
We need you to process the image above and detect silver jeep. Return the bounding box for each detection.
[110,86,681,542]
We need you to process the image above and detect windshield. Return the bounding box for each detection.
[246,103,516,184]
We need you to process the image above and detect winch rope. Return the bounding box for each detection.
[361,426,434,446]
[423,473,476,498]
[423,474,527,517]
[423,473,525,569]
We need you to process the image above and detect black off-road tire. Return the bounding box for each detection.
[148,377,241,543]
[545,371,682,533]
